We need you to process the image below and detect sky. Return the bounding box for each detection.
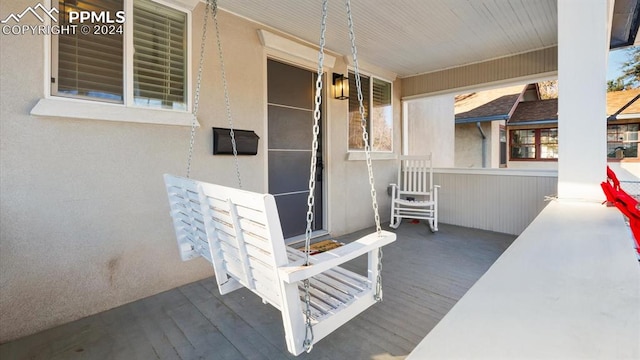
[607,47,634,81]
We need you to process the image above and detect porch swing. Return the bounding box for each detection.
[163,0,396,355]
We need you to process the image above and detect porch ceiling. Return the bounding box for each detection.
[218,0,559,77]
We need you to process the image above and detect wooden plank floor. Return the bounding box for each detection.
[0,222,515,360]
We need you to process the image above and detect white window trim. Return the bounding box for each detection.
[346,68,395,156]
[31,0,196,127]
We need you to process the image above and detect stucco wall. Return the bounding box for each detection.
[405,95,455,167]
[455,121,501,168]
[0,2,399,341]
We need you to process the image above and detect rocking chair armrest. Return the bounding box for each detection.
[390,183,398,198]
[278,230,396,284]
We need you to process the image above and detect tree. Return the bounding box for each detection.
[608,78,626,92]
[609,46,640,91]
[538,80,558,99]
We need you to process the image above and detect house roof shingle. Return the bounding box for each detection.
[607,89,640,117]
[509,99,558,124]
[454,85,524,122]
[456,87,640,125]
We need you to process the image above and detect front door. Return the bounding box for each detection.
[267,59,323,240]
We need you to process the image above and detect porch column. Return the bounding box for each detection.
[557,0,611,200]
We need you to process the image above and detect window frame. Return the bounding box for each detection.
[607,123,640,161]
[34,0,194,126]
[347,70,394,153]
[509,127,558,161]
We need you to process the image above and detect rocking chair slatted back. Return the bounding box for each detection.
[402,156,433,195]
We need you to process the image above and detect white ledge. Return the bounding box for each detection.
[30,98,198,127]
[433,167,558,177]
[408,200,640,359]
[346,152,397,161]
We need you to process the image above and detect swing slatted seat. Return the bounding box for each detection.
[164,174,396,355]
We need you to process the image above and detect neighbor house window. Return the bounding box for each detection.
[608,123,639,159]
[53,0,188,111]
[510,128,558,160]
[348,73,393,151]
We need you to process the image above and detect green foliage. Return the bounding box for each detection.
[608,78,626,92]
[609,47,640,91]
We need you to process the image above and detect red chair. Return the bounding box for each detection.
[606,166,621,190]
[601,167,640,256]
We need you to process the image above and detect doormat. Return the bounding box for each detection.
[298,239,344,255]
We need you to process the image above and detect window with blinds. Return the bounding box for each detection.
[348,74,370,150]
[53,0,188,111]
[133,0,187,110]
[56,0,124,102]
[371,78,392,151]
[348,73,393,151]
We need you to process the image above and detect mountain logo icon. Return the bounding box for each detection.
[1,3,59,24]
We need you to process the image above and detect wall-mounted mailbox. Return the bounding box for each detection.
[212,127,260,155]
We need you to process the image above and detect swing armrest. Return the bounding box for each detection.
[278,230,396,284]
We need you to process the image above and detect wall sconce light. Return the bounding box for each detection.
[333,73,349,100]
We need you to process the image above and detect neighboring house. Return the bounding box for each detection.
[454,84,541,168]
[507,95,559,168]
[456,85,640,171]
[454,85,520,168]
[606,88,640,160]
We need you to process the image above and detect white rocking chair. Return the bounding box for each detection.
[389,154,440,232]
[164,174,396,355]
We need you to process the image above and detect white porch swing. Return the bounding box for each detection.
[163,0,396,355]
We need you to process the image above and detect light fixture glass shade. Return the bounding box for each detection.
[333,73,349,100]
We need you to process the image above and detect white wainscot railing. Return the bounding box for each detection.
[433,168,558,235]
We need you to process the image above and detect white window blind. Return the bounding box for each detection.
[348,74,370,150]
[53,0,188,110]
[133,0,187,110]
[371,78,392,151]
[56,0,124,102]
[348,73,393,151]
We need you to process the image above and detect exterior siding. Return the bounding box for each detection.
[402,47,558,98]
[434,169,558,235]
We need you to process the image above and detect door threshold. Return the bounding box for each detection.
[285,230,330,247]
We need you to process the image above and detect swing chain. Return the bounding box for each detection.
[187,0,213,178]
[212,0,242,188]
[302,0,328,352]
[345,0,384,301]
[186,0,242,188]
